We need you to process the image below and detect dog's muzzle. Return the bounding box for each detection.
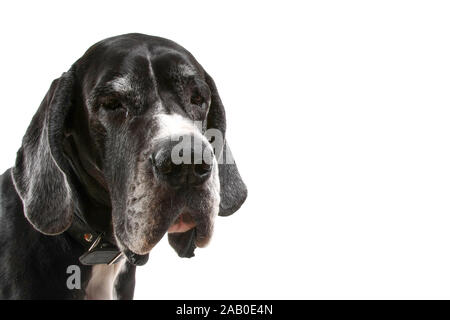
[150,135,215,234]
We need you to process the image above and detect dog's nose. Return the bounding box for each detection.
[151,137,213,188]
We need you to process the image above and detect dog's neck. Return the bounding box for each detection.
[63,134,113,236]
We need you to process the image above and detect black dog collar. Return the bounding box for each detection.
[67,212,151,266]
[66,214,123,265]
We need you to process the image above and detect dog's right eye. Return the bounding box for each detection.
[190,93,204,106]
[99,99,123,111]
[190,92,208,110]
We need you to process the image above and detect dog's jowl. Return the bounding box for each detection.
[0,33,247,299]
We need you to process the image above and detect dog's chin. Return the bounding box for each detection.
[116,206,217,264]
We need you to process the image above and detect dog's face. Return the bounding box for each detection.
[12,34,247,264]
[80,36,221,255]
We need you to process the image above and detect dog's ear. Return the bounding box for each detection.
[12,69,77,235]
[204,72,247,216]
[215,140,248,216]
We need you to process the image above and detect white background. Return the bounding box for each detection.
[1,0,449,299]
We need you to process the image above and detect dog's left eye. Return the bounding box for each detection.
[99,99,123,111]
[190,93,206,108]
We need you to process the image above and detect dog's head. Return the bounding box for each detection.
[11,33,247,264]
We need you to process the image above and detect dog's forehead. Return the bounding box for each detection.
[102,51,200,88]
[78,34,202,94]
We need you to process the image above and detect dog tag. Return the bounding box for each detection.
[79,246,123,265]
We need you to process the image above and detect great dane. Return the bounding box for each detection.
[0,33,247,299]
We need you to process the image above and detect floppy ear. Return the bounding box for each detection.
[204,72,247,216]
[215,140,248,216]
[12,69,77,235]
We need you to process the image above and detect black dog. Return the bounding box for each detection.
[0,33,247,299]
